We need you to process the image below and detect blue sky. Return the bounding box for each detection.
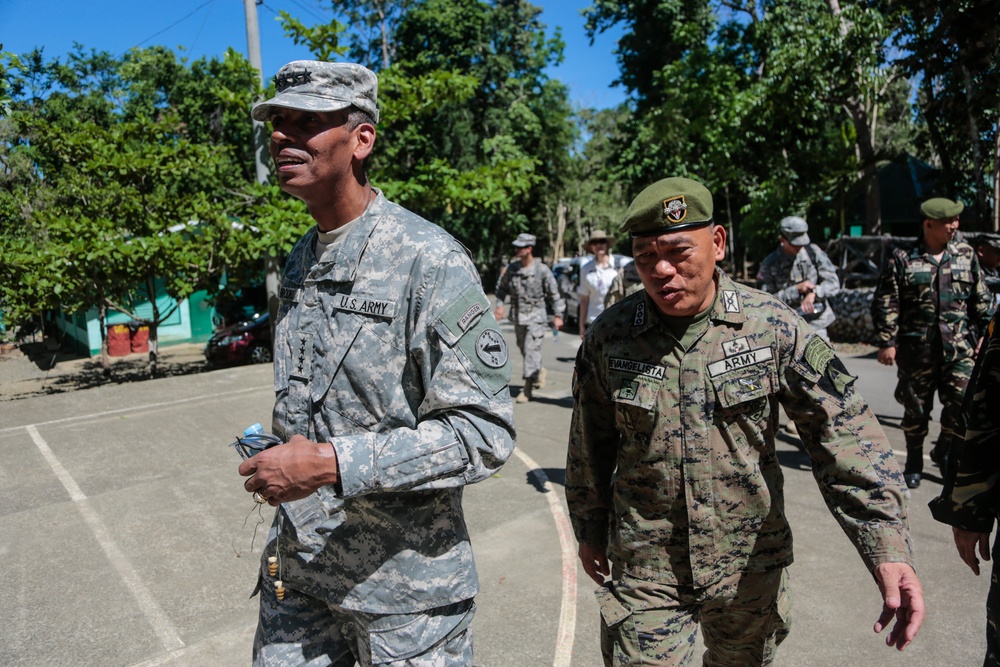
[1,0,626,110]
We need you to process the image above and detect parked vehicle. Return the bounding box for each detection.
[552,256,588,326]
[204,312,272,366]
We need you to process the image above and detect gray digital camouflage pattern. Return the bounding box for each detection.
[495,258,564,380]
[264,190,515,615]
[871,237,994,453]
[567,270,914,589]
[930,312,1000,665]
[757,243,840,334]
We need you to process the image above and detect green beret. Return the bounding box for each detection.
[620,177,714,237]
[920,197,964,220]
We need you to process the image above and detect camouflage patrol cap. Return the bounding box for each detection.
[920,197,964,220]
[251,61,380,123]
[512,233,536,247]
[620,177,714,237]
[779,216,810,246]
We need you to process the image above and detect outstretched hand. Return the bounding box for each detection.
[873,562,925,650]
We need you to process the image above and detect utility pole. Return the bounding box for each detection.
[243,0,281,333]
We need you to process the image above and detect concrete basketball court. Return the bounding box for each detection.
[0,324,989,666]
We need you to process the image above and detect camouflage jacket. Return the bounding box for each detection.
[567,270,913,588]
[604,261,644,310]
[929,312,1000,532]
[268,191,515,613]
[871,238,994,362]
[495,258,565,325]
[757,243,840,331]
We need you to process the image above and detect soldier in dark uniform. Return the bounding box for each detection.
[871,198,994,488]
[568,176,924,666]
[930,310,1000,667]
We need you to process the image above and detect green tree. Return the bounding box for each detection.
[0,47,312,372]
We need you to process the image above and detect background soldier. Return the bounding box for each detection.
[757,215,841,340]
[930,310,1000,667]
[871,197,994,489]
[567,176,923,666]
[494,233,565,403]
[237,61,515,666]
[604,259,644,309]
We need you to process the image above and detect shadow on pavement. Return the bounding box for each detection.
[525,468,567,493]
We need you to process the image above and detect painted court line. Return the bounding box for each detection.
[0,385,267,434]
[25,424,185,653]
[513,447,577,667]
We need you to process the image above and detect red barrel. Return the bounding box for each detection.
[107,324,131,356]
[130,325,149,353]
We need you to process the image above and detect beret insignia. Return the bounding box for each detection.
[663,196,688,224]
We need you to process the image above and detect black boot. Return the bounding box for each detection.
[903,438,924,489]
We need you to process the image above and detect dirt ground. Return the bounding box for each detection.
[0,341,211,402]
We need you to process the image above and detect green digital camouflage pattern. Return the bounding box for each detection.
[871,237,993,361]
[756,243,840,332]
[567,270,913,589]
[598,569,791,666]
[495,258,564,380]
[266,190,515,614]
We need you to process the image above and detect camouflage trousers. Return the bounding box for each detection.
[597,569,791,666]
[894,356,974,450]
[514,322,547,380]
[986,540,1000,667]
[252,581,475,666]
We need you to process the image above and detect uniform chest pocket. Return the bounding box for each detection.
[952,269,974,298]
[903,268,932,287]
[609,370,662,439]
[712,367,776,420]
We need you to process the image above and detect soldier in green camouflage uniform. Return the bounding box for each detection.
[238,61,515,667]
[567,176,925,666]
[494,232,565,403]
[604,260,644,309]
[930,311,1000,667]
[871,198,994,489]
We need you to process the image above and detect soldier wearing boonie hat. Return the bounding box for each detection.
[568,175,924,666]
[872,195,994,489]
[494,232,565,402]
[240,61,514,666]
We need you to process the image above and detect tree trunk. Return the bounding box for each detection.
[146,277,159,377]
[961,63,988,224]
[828,0,882,235]
[554,198,568,263]
[98,302,110,377]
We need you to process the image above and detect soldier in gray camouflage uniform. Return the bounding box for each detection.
[237,61,515,667]
[930,310,1000,667]
[567,176,925,666]
[756,216,840,340]
[871,197,994,489]
[494,232,565,403]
